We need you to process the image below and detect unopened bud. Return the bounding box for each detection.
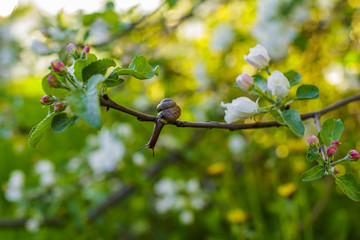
[236,73,254,90]
[327,145,336,156]
[349,150,360,161]
[47,75,61,88]
[331,167,339,174]
[66,43,80,59]
[51,60,66,74]
[307,135,319,148]
[83,46,90,54]
[331,141,341,150]
[54,102,66,112]
[40,95,54,105]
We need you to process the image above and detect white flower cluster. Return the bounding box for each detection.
[222,45,291,123]
[252,0,310,60]
[4,170,25,202]
[88,128,125,174]
[35,160,56,186]
[154,178,207,225]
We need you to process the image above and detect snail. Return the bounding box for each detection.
[138,98,181,156]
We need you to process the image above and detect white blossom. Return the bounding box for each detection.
[244,44,270,69]
[88,129,125,173]
[186,179,199,193]
[221,97,258,123]
[25,219,40,233]
[154,178,177,196]
[267,70,290,98]
[190,197,206,210]
[4,170,25,202]
[179,210,194,225]
[35,160,54,175]
[132,152,146,166]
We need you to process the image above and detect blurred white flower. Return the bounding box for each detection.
[4,170,25,202]
[186,179,199,193]
[210,24,235,52]
[221,97,258,123]
[244,44,270,69]
[30,40,51,55]
[35,160,54,175]
[155,195,176,214]
[132,152,146,166]
[267,70,290,98]
[25,219,40,233]
[190,197,206,210]
[88,129,125,173]
[154,178,177,196]
[228,135,246,155]
[116,123,133,138]
[179,210,194,225]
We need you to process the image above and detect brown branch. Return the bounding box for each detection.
[100,93,360,130]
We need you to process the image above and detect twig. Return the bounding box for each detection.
[100,93,360,130]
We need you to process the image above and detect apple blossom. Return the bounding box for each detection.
[221,97,258,123]
[244,44,270,70]
[236,73,254,90]
[267,70,290,98]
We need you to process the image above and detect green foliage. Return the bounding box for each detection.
[28,111,58,148]
[335,174,360,201]
[284,70,301,87]
[281,109,304,137]
[66,74,105,128]
[296,84,319,99]
[51,113,79,133]
[318,118,344,146]
[114,56,160,79]
[301,165,325,182]
[82,59,116,83]
[269,108,285,125]
[73,53,97,82]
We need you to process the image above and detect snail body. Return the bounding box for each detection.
[138,98,181,156]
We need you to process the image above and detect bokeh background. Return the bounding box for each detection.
[1,0,360,239]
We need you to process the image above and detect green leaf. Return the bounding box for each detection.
[66,74,105,128]
[281,109,305,137]
[318,118,344,146]
[51,113,80,133]
[82,59,116,83]
[82,13,100,26]
[284,70,301,88]
[253,75,267,92]
[28,111,58,148]
[296,84,319,100]
[167,0,178,7]
[335,173,360,201]
[42,74,70,98]
[115,56,159,80]
[306,148,323,163]
[103,71,125,88]
[301,165,325,182]
[269,109,285,125]
[102,10,118,24]
[73,53,98,82]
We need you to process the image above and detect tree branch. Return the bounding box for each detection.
[100,93,360,130]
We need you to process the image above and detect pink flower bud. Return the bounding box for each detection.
[236,73,254,90]
[51,60,66,73]
[66,43,79,54]
[40,95,53,105]
[331,141,341,150]
[349,150,360,161]
[82,46,90,54]
[327,145,336,156]
[47,75,61,88]
[66,43,80,59]
[307,135,319,148]
[54,102,66,113]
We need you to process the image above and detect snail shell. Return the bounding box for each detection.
[157,98,181,124]
[138,98,181,156]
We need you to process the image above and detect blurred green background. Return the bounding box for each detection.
[1,0,360,239]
